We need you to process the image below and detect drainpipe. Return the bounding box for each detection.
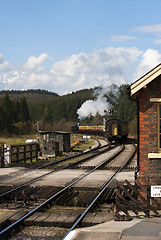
[135,97,140,180]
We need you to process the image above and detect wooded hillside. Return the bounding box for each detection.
[0,85,137,136]
[0,89,58,101]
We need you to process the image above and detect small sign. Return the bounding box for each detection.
[151,185,161,197]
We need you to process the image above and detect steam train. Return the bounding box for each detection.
[105,119,128,142]
[71,123,105,135]
[71,119,128,142]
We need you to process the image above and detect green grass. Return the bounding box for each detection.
[0,135,38,145]
[73,139,95,151]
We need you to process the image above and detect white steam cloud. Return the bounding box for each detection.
[77,88,111,119]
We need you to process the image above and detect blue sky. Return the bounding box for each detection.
[1,0,161,95]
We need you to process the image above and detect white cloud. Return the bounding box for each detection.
[133,23,161,45]
[110,35,137,42]
[0,47,148,95]
[49,47,142,94]
[154,39,161,44]
[24,53,49,70]
[134,23,161,33]
[1,47,161,97]
[0,53,12,71]
[133,49,161,80]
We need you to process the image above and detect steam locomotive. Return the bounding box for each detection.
[71,119,128,142]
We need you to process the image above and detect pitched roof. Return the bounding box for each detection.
[130,63,161,97]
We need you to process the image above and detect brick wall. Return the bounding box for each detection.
[138,76,161,186]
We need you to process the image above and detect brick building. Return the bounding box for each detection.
[130,64,161,186]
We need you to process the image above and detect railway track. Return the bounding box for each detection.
[0,143,118,209]
[0,140,136,239]
[0,139,101,182]
[63,141,136,240]
[103,142,137,170]
[0,139,108,199]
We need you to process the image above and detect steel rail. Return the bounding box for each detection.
[36,138,102,169]
[0,142,109,199]
[0,143,123,238]
[0,139,102,184]
[62,142,136,240]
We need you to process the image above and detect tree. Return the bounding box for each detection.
[0,94,31,136]
[114,84,136,122]
[0,94,14,134]
[104,84,136,123]
[17,97,30,122]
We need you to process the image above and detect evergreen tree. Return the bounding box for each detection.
[108,84,136,122]
[19,97,30,122]
[0,94,31,135]
[0,94,14,133]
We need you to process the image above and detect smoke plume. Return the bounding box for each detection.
[77,89,110,119]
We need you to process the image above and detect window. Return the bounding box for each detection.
[158,104,161,150]
[149,99,161,156]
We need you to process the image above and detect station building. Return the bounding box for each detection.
[130,63,161,187]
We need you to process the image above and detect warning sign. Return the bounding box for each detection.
[151,186,161,197]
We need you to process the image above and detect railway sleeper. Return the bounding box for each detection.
[73,190,99,207]
[22,210,114,228]
[36,186,62,199]
[56,191,78,206]
[51,189,74,206]
[0,185,13,196]
[51,188,117,208]
[45,188,102,208]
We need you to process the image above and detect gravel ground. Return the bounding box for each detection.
[11,226,69,240]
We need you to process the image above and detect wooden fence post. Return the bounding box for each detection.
[30,144,32,163]
[16,146,19,165]
[0,144,4,168]
[24,145,26,163]
[36,143,38,161]
[147,185,150,217]
[115,183,120,219]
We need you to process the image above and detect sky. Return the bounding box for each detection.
[1,0,161,95]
